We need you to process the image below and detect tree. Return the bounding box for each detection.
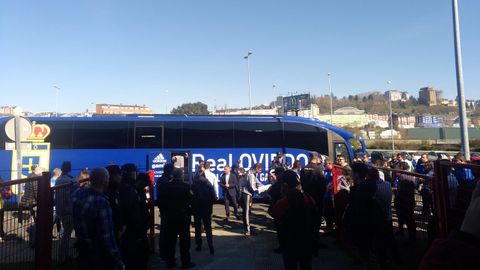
[170,102,209,115]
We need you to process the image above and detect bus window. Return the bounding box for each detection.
[284,122,328,154]
[73,121,129,149]
[234,121,282,148]
[42,120,74,149]
[334,142,350,163]
[164,121,182,148]
[183,121,234,148]
[135,126,163,148]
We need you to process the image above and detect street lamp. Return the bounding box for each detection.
[327,73,333,124]
[387,81,395,156]
[53,86,60,117]
[452,0,470,160]
[244,51,253,114]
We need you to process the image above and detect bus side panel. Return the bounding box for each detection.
[0,150,13,180]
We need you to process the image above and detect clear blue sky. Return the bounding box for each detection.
[1,0,479,113]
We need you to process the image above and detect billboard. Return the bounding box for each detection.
[282,94,311,111]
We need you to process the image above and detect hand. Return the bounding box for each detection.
[215,196,219,201]
[226,184,230,188]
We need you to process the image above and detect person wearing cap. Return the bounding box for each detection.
[158,168,195,268]
[118,163,149,270]
[219,165,240,221]
[272,170,316,270]
[72,167,124,270]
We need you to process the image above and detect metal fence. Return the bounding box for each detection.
[1,171,156,270]
[0,173,51,270]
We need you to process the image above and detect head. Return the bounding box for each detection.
[172,168,184,181]
[324,159,333,170]
[420,153,428,164]
[336,155,346,166]
[253,163,262,174]
[121,163,138,180]
[283,170,301,191]
[293,160,302,169]
[224,165,231,174]
[309,151,320,164]
[136,172,151,189]
[273,167,285,181]
[398,161,410,171]
[367,168,380,182]
[205,161,211,171]
[30,165,38,174]
[60,161,72,175]
[78,167,89,179]
[351,162,369,184]
[105,164,122,187]
[163,163,175,177]
[454,153,466,163]
[362,154,369,164]
[53,168,62,178]
[90,167,110,192]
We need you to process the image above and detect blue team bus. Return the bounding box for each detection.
[0,115,365,191]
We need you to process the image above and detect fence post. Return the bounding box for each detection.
[432,160,448,238]
[148,170,155,253]
[35,172,53,270]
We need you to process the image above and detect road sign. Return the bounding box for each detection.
[5,117,32,141]
[282,94,311,111]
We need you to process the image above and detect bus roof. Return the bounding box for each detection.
[0,114,360,142]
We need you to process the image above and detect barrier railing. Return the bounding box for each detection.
[333,164,434,239]
[432,160,480,238]
[1,171,157,269]
[0,173,50,270]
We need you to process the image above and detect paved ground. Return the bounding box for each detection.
[150,203,364,270]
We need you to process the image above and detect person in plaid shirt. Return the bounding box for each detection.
[73,168,124,270]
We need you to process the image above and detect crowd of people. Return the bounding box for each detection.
[2,149,479,269]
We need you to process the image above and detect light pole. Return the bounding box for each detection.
[53,86,60,116]
[244,51,253,114]
[452,0,470,160]
[327,73,333,124]
[387,81,395,156]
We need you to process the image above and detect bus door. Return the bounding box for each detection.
[171,151,191,183]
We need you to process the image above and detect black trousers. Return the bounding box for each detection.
[194,212,213,250]
[164,218,191,265]
[398,206,416,241]
[0,209,5,238]
[323,197,334,231]
[224,191,239,217]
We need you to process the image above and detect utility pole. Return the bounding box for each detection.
[388,81,395,156]
[328,73,333,124]
[244,51,253,114]
[452,0,470,160]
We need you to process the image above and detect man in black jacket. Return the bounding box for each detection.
[219,165,240,221]
[191,170,215,254]
[158,168,195,269]
[300,152,327,254]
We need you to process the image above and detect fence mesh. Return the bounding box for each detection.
[0,176,41,270]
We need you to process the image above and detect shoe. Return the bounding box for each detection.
[224,217,229,222]
[182,262,196,268]
[245,231,251,236]
[195,245,201,251]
